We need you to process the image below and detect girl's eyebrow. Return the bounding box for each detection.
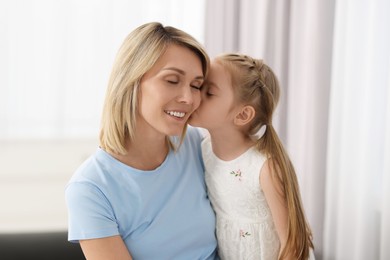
[162,67,204,80]
[207,82,220,90]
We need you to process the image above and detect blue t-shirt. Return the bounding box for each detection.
[65,127,218,260]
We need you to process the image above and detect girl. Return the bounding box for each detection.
[65,22,218,260]
[190,53,314,259]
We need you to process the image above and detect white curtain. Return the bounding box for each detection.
[205,0,389,259]
[324,0,390,259]
[0,0,205,139]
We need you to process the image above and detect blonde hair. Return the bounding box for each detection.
[216,53,314,259]
[99,22,209,155]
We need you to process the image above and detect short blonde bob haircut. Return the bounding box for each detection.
[99,22,210,155]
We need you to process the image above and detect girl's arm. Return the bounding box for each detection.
[79,235,133,260]
[260,159,291,260]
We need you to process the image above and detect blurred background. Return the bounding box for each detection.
[0,0,389,259]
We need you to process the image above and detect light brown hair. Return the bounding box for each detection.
[99,22,209,155]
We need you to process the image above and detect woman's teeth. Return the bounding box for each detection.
[165,111,185,118]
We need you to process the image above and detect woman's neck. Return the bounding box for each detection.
[111,129,170,171]
[208,128,255,161]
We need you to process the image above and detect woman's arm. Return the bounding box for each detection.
[79,235,132,260]
[260,159,291,260]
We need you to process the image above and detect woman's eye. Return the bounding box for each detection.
[167,80,179,84]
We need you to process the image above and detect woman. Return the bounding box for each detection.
[65,22,218,260]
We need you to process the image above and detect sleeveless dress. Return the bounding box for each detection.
[202,137,280,260]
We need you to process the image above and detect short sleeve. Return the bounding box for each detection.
[187,126,205,170]
[65,182,119,242]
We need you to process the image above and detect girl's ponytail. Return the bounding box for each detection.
[257,124,313,259]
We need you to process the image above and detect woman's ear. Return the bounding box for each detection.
[234,105,255,126]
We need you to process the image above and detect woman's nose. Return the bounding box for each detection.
[176,85,194,104]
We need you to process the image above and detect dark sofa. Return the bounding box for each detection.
[0,231,85,260]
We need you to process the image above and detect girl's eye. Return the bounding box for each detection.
[191,85,202,90]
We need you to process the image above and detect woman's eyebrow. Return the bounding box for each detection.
[162,67,204,80]
[162,67,185,75]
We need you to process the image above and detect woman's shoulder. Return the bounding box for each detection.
[186,125,201,137]
[180,126,204,145]
[66,148,141,202]
[67,148,117,187]
[187,126,210,143]
[171,126,205,162]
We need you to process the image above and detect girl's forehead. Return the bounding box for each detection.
[208,61,230,83]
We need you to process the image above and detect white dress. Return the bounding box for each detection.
[202,137,280,260]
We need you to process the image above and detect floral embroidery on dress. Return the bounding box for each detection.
[230,169,242,181]
[240,229,251,237]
